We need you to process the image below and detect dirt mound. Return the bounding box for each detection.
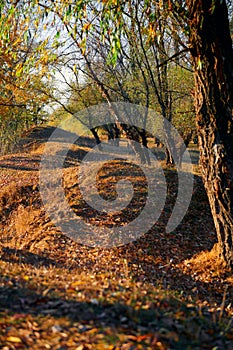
[16,126,75,153]
[16,125,94,150]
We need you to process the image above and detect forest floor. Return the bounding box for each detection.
[0,126,233,349]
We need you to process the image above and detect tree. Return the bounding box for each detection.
[0,1,54,153]
[37,0,193,164]
[47,0,233,267]
[7,0,233,267]
[79,0,233,267]
[186,0,233,267]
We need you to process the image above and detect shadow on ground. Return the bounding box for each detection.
[0,269,231,349]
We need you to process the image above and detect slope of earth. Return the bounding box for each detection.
[0,126,233,350]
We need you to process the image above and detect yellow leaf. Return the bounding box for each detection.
[13,37,21,46]
[71,281,85,287]
[7,336,22,343]
[83,23,91,32]
[86,328,98,334]
[75,346,84,350]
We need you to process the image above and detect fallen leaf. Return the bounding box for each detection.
[6,336,22,343]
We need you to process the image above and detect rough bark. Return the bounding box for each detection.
[187,0,233,267]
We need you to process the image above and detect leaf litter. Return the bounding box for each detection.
[0,126,233,349]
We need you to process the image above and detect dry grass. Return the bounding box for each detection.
[13,205,42,248]
[181,243,230,280]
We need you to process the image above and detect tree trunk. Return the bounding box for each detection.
[90,127,102,150]
[106,123,120,146]
[187,0,233,267]
[140,129,151,165]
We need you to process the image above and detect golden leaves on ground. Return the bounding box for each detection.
[0,127,233,349]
